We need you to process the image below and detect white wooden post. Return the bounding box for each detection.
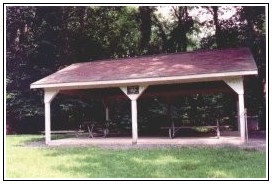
[44,102,51,144]
[105,107,109,121]
[236,100,240,131]
[131,99,138,144]
[120,85,147,144]
[224,77,246,143]
[238,93,246,143]
[44,89,59,144]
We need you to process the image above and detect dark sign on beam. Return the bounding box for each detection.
[127,86,139,94]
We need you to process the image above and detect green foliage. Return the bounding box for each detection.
[6,6,266,133]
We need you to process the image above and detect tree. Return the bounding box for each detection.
[204,6,224,48]
[6,6,140,133]
[240,6,266,129]
[6,6,45,133]
[6,6,266,133]
[168,6,194,52]
[137,6,154,54]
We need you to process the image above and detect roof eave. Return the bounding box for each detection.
[30,70,258,90]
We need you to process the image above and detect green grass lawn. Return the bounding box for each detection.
[6,135,266,178]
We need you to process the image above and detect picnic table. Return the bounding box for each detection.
[161,120,229,139]
[76,121,110,138]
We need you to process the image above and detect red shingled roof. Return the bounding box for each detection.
[31,47,258,89]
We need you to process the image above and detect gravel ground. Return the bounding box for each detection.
[23,131,266,151]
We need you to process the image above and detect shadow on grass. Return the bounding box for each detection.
[7,134,45,146]
[51,134,76,140]
[8,135,265,178]
[24,134,76,142]
[23,136,45,143]
[10,134,76,147]
[44,147,266,178]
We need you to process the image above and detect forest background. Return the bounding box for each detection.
[5,6,266,134]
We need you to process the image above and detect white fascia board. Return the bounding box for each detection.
[30,70,258,90]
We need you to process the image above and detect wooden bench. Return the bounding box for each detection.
[41,130,78,134]
[41,121,110,138]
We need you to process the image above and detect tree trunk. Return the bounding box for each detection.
[212,6,222,48]
[243,6,254,48]
[138,6,152,54]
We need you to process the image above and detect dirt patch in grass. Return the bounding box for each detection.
[23,137,266,152]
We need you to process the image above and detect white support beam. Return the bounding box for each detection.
[224,77,244,95]
[44,89,59,104]
[236,100,240,131]
[44,102,51,145]
[131,99,138,144]
[105,107,109,121]
[120,85,148,144]
[224,77,246,143]
[120,85,147,101]
[102,99,110,121]
[44,89,59,144]
[238,94,246,143]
